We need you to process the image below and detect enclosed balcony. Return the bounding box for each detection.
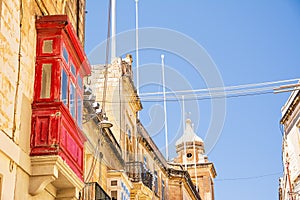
[29,15,91,196]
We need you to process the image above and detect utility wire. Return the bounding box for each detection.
[139,85,278,101]
[140,90,277,102]
[90,78,299,103]
[215,172,282,181]
[139,78,299,96]
[93,89,298,103]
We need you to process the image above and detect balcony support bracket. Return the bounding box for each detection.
[29,155,84,197]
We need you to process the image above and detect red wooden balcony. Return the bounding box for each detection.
[30,15,91,181]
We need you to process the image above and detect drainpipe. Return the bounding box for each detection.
[12,0,23,141]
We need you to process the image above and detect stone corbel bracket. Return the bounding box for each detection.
[29,155,84,198]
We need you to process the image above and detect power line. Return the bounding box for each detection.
[215,172,282,182]
[94,86,299,103]
[86,78,299,103]
[140,90,277,102]
[139,86,278,101]
[139,78,299,96]
[93,88,299,103]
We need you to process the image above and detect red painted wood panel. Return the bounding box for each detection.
[30,15,91,181]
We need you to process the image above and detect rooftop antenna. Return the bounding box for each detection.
[134,0,140,163]
[111,0,116,60]
[100,0,113,129]
[182,95,187,170]
[135,0,139,95]
[161,54,169,160]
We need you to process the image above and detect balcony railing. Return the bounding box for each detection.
[84,182,111,200]
[126,162,153,190]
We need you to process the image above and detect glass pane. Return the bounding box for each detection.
[71,63,76,76]
[77,75,83,90]
[161,180,165,200]
[127,129,131,139]
[77,93,82,128]
[63,46,68,63]
[70,82,76,119]
[61,69,68,105]
[42,40,53,53]
[41,63,52,98]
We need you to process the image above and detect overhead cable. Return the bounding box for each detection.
[93,78,299,103]
[215,172,282,181]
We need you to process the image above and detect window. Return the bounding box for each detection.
[143,156,147,168]
[71,63,76,76]
[40,64,52,98]
[61,45,84,126]
[77,75,83,90]
[127,129,131,139]
[70,82,76,119]
[62,46,69,63]
[35,32,85,129]
[111,180,118,186]
[111,191,117,200]
[161,180,165,200]
[61,69,68,105]
[154,171,158,194]
[126,124,131,140]
[60,49,84,128]
[77,93,82,128]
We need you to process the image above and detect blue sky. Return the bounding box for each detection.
[85,1,300,199]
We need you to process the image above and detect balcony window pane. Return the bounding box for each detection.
[71,63,76,76]
[61,69,68,105]
[63,46,68,63]
[77,75,83,90]
[77,93,82,128]
[70,82,76,119]
[41,64,52,98]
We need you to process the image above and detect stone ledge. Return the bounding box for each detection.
[29,155,84,199]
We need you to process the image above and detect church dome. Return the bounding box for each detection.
[175,118,203,146]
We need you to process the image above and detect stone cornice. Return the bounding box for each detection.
[281,90,300,125]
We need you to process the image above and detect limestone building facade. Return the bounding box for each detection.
[89,56,204,200]
[0,0,217,199]
[0,1,87,200]
[279,87,300,200]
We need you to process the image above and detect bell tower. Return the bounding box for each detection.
[175,118,217,200]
